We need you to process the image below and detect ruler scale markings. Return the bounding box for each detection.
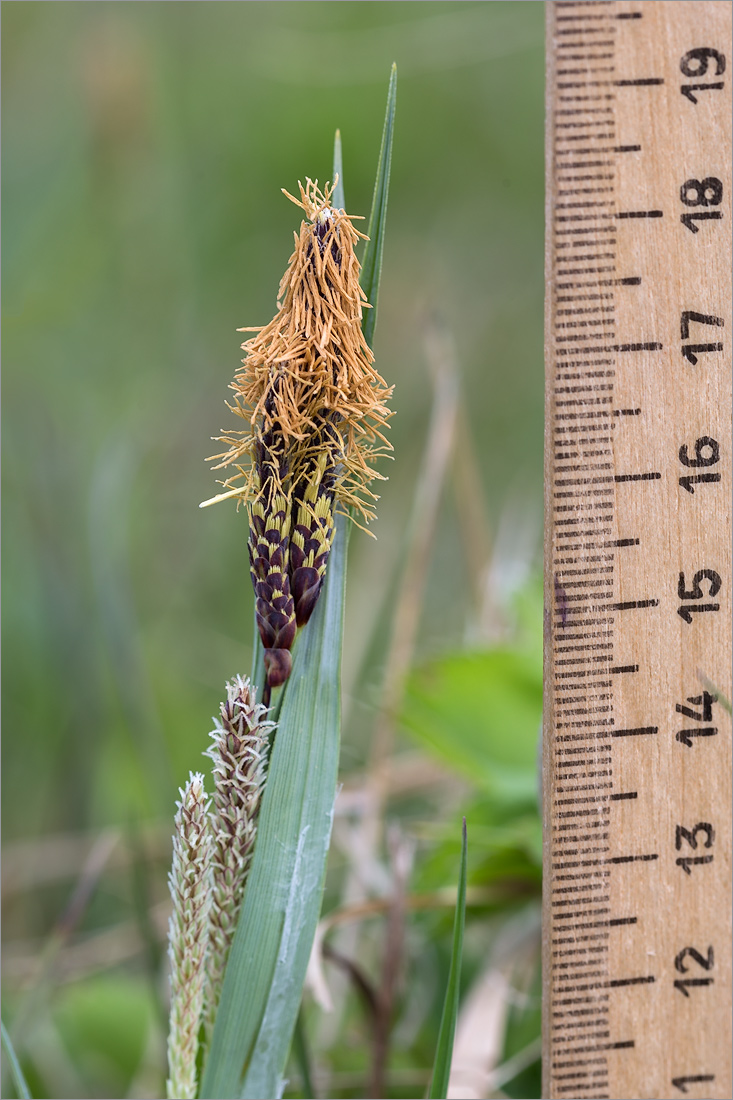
[544,4,732,1098]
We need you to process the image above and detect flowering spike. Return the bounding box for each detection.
[202,676,273,1044]
[207,179,393,697]
[166,772,212,1100]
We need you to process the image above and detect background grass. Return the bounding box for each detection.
[2,3,545,1097]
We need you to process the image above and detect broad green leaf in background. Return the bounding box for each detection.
[402,649,542,803]
[428,818,467,1100]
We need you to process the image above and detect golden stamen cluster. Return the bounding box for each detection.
[203,179,393,699]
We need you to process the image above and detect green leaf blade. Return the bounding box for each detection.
[332,130,345,210]
[428,818,468,1100]
[361,63,397,348]
[200,516,350,1100]
[1,1020,32,1100]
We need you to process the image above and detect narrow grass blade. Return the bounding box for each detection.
[200,515,350,1099]
[332,130,345,211]
[292,1009,317,1100]
[361,63,397,348]
[427,818,467,1100]
[1,1020,32,1100]
[698,673,732,715]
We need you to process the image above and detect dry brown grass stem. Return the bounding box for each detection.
[3,900,172,987]
[4,829,120,1055]
[322,323,459,1039]
[308,886,504,1016]
[446,917,540,1100]
[363,321,460,850]
[451,405,493,612]
[1,825,171,896]
[369,828,414,1099]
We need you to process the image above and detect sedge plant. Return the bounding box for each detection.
[165,66,468,1100]
[165,69,398,1100]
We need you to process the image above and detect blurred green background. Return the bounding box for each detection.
[2,3,545,1097]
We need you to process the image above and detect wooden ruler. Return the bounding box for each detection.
[543,3,732,1098]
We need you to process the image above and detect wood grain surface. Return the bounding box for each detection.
[543,3,732,1097]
